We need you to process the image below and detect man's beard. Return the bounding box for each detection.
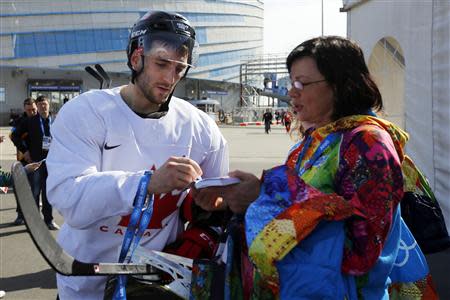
[136,76,171,106]
[134,75,173,118]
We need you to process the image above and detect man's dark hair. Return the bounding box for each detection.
[23,97,35,106]
[35,95,48,103]
[286,36,383,120]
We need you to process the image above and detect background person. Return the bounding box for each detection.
[283,110,292,133]
[11,96,58,231]
[262,108,273,134]
[274,110,281,124]
[194,36,437,299]
[46,10,229,299]
[0,136,42,299]
[10,97,37,225]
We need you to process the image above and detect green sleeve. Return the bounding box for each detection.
[0,169,13,187]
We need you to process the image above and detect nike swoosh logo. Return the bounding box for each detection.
[104,143,121,150]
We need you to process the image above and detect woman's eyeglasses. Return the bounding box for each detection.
[288,79,326,91]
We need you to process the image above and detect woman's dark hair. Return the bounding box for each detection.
[286,36,383,120]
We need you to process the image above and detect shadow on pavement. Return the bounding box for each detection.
[0,268,56,291]
[0,227,28,237]
[0,207,16,212]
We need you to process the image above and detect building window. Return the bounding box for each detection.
[0,87,5,102]
[14,28,129,58]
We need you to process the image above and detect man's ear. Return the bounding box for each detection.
[130,48,144,71]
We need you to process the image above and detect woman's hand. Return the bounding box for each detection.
[194,170,261,214]
[191,185,228,211]
[24,161,43,173]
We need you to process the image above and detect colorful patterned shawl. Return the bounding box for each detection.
[245,115,438,299]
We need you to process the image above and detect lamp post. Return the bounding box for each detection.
[321,0,324,36]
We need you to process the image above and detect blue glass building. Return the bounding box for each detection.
[0,0,264,123]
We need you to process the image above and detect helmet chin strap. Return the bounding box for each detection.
[155,65,191,112]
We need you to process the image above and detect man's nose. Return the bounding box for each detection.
[288,87,300,98]
[162,67,178,84]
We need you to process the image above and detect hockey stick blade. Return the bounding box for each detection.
[95,64,112,89]
[11,162,154,276]
[85,66,103,89]
[133,248,193,299]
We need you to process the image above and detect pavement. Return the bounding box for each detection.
[0,125,449,299]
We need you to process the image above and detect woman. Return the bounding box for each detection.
[195,36,437,299]
[283,111,292,133]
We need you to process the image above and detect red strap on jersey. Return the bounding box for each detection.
[181,192,194,222]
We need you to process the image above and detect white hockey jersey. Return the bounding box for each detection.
[46,87,229,299]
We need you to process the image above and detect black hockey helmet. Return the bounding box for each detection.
[126,10,199,82]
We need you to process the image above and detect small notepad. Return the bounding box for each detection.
[194,176,241,189]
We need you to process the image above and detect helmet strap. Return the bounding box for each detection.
[182,66,191,80]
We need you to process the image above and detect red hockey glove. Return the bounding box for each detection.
[164,226,219,260]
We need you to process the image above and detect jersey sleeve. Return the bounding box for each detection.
[336,125,404,275]
[198,120,230,179]
[199,142,229,178]
[180,116,230,225]
[46,97,142,229]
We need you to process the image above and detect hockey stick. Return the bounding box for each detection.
[85,66,103,89]
[12,162,196,298]
[11,161,153,276]
[95,64,112,89]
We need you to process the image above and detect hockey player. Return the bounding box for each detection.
[46,10,229,299]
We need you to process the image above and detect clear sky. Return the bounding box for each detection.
[264,0,347,55]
